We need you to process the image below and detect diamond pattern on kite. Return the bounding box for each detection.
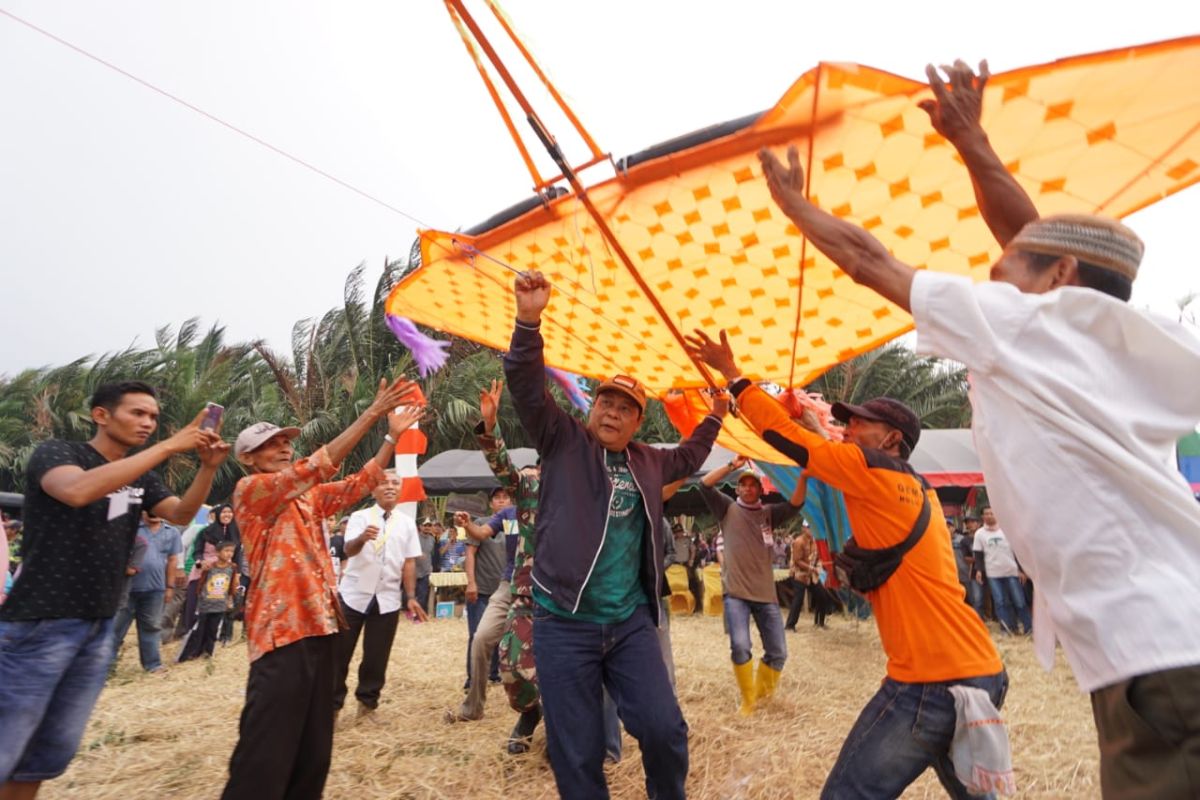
[387,38,1200,458]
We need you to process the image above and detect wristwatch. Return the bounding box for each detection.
[384,433,396,445]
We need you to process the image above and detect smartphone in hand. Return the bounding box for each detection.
[200,402,224,432]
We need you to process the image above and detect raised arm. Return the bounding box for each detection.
[788,474,808,508]
[41,408,221,510]
[316,406,425,520]
[701,454,748,488]
[475,379,521,497]
[502,271,570,453]
[660,393,728,483]
[325,376,422,469]
[759,147,916,312]
[152,427,231,525]
[685,329,873,497]
[918,60,1039,247]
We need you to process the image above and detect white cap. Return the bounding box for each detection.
[234,421,300,457]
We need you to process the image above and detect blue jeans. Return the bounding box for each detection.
[112,590,165,671]
[464,592,499,687]
[533,603,687,800]
[0,617,115,781]
[839,587,873,620]
[404,575,430,613]
[823,670,1009,799]
[987,577,1032,634]
[723,595,787,670]
[964,579,985,621]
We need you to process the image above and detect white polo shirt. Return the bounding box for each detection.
[911,270,1200,692]
[339,504,422,615]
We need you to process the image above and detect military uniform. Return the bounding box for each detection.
[478,430,539,714]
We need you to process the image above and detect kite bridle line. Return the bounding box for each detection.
[439,236,700,378]
[0,7,442,235]
[1095,118,1200,215]
[785,62,822,395]
[442,0,721,391]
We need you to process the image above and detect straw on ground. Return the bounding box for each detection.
[48,612,1098,799]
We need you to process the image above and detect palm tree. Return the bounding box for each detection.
[804,342,971,429]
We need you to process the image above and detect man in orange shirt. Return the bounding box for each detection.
[686,332,1005,799]
[221,377,422,800]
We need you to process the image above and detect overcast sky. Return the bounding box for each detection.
[2,2,1197,377]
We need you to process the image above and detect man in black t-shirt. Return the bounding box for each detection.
[0,381,228,797]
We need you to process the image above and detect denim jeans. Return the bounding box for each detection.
[111,589,165,670]
[533,603,687,800]
[987,577,1032,634]
[403,575,430,614]
[723,595,787,670]
[963,579,985,621]
[464,592,499,687]
[822,670,1009,799]
[839,587,873,620]
[0,617,115,781]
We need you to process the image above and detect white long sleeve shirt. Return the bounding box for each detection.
[911,270,1200,692]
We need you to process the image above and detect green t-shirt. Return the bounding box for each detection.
[536,450,648,623]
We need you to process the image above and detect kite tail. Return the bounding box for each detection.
[385,313,451,377]
[545,367,592,413]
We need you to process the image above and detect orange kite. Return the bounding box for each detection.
[386,9,1199,459]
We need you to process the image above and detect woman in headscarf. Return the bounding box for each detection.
[175,504,242,645]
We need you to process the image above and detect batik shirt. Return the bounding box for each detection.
[234,446,384,663]
[476,427,538,599]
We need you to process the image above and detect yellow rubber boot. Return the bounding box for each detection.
[755,660,783,702]
[733,660,757,716]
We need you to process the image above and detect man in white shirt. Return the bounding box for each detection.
[756,60,1200,798]
[334,471,427,723]
[971,507,1030,635]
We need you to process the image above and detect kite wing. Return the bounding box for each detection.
[387,34,1200,456]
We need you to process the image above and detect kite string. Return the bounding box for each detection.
[786,61,822,393]
[0,6,437,232]
[439,237,696,373]
[3,5,714,388]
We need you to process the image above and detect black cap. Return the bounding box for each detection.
[831,397,921,452]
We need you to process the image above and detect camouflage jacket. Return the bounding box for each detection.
[476,423,539,598]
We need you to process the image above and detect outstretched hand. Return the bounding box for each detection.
[387,404,426,440]
[196,435,231,469]
[918,60,989,143]
[683,329,740,382]
[163,408,225,457]
[370,376,421,421]
[758,146,807,217]
[480,379,503,433]
[514,270,551,324]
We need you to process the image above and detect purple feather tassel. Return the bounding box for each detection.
[546,367,592,413]
[385,314,451,377]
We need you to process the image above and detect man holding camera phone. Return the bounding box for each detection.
[0,381,228,800]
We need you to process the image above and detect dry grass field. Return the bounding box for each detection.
[45,611,1100,799]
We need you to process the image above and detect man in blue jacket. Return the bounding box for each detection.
[506,269,726,800]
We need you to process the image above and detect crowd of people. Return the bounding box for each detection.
[1,59,1199,800]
